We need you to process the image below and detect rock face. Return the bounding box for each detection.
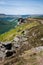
[0,42,16,62]
[18,18,26,25]
[6,51,14,57]
[3,43,12,50]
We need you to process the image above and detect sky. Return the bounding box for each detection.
[0,0,43,15]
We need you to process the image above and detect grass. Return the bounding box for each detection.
[0,22,40,42]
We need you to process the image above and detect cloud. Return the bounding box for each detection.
[0,1,6,5]
[0,0,43,14]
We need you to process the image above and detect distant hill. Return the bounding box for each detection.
[0,14,6,17]
[0,14,5,15]
[30,15,43,19]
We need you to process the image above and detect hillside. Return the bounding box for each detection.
[2,24,43,65]
[0,16,43,65]
[15,47,43,65]
[0,18,18,34]
[0,20,40,42]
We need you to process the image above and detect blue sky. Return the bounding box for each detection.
[0,0,43,15]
